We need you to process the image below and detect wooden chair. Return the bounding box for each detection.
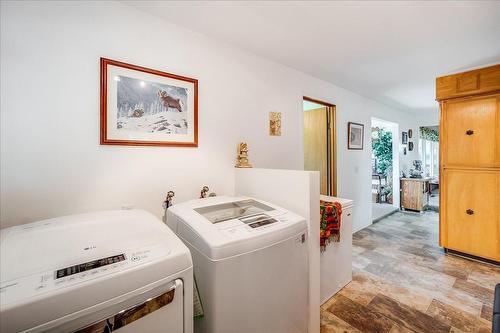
[372,174,386,203]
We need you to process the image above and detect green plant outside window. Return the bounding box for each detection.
[372,127,393,177]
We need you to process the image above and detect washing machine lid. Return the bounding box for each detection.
[167,196,307,260]
[194,199,274,224]
[0,210,192,332]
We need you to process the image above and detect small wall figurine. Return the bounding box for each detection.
[235,142,253,168]
[269,112,282,136]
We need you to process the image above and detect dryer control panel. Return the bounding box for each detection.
[55,254,127,279]
[214,209,292,239]
[0,243,171,306]
[239,214,278,228]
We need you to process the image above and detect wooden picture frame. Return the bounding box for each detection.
[100,58,198,147]
[347,122,364,150]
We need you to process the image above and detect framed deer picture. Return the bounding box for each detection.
[100,58,198,147]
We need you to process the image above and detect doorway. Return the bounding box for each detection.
[371,118,399,221]
[303,97,336,196]
[419,126,440,211]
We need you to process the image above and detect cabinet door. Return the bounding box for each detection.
[401,180,416,210]
[401,180,426,211]
[442,96,500,168]
[401,181,410,209]
[442,169,500,261]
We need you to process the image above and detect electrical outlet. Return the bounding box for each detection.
[121,204,134,210]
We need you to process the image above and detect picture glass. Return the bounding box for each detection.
[402,132,408,144]
[350,127,362,146]
[348,123,364,149]
[116,75,188,134]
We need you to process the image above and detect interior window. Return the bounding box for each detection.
[419,137,439,178]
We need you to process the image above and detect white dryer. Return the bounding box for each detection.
[167,196,308,333]
[0,210,193,333]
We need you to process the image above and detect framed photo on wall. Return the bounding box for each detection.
[348,122,364,150]
[402,131,408,144]
[100,58,198,147]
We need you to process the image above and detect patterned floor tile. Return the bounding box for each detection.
[321,211,498,333]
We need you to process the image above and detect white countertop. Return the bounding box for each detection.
[320,195,354,208]
[400,177,431,182]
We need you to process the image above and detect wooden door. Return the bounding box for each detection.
[304,107,328,194]
[442,169,500,261]
[442,96,500,168]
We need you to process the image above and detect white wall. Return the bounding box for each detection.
[1,1,419,232]
[414,111,439,127]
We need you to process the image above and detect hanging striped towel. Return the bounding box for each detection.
[320,200,342,252]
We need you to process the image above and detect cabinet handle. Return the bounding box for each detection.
[466,209,474,215]
[466,129,474,135]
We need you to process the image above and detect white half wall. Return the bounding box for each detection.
[234,168,320,333]
[2,1,422,233]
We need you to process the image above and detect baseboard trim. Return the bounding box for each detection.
[444,248,500,266]
[372,209,398,223]
[427,205,439,212]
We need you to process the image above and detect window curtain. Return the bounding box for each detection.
[419,126,439,142]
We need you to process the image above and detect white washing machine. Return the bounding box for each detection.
[0,210,193,333]
[167,196,308,333]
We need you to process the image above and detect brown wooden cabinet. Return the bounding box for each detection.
[441,169,499,260]
[400,178,429,212]
[437,64,500,262]
[436,64,500,100]
[441,96,500,168]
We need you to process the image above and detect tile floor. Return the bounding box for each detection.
[372,203,398,222]
[429,193,439,209]
[321,211,499,333]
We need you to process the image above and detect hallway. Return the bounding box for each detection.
[372,203,398,222]
[321,211,499,333]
